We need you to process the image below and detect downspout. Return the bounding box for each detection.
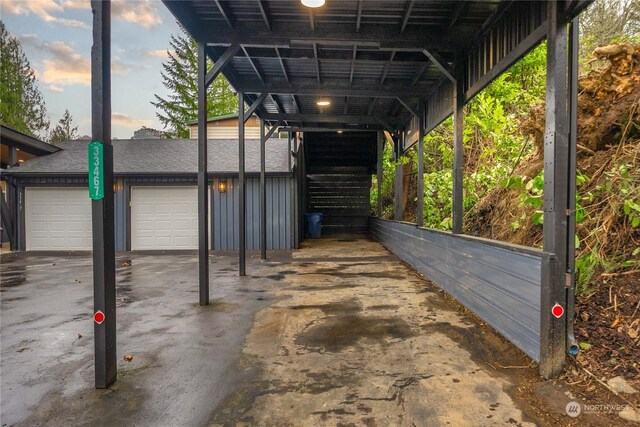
[566,16,580,357]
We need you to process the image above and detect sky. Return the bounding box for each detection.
[2,0,182,138]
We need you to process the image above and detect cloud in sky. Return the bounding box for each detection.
[142,49,171,59]
[41,41,91,85]
[112,112,153,129]
[3,0,88,28]
[112,0,163,29]
[21,39,130,87]
[4,0,162,29]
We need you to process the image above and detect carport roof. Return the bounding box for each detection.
[163,0,589,135]
[3,138,290,176]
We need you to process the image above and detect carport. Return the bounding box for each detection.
[88,0,590,388]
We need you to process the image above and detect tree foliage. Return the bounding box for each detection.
[151,25,236,138]
[132,126,167,139]
[377,43,548,230]
[0,20,49,137]
[580,0,640,56]
[49,109,78,145]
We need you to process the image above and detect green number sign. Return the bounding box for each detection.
[88,141,104,200]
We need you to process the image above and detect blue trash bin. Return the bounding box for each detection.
[305,212,324,238]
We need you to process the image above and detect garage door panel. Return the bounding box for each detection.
[49,205,66,216]
[172,204,191,215]
[131,187,207,250]
[67,221,85,232]
[26,188,93,250]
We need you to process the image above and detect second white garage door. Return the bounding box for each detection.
[131,186,199,250]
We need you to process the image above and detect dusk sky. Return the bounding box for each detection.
[2,0,183,138]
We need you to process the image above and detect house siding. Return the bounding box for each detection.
[190,125,261,140]
[11,175,293,251]
[213,177,291,250]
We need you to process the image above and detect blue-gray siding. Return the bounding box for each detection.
[14,175,292,252]
[213,177,291,250]
[369,218,543,361]
[114,178,127,251]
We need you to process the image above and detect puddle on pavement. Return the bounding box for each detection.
[118,270,132,284]
[420,322,527,369]
[205,298,239,313]
[292,283,361,291]
[0,271,27,289]
[289,299,360,315]
[367,304,399,311]
[290,299,416,352]
[299,269,407,280]
[117,283,133,306]
[296,315,416,352]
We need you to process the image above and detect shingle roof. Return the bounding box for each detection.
[4,138,290,175]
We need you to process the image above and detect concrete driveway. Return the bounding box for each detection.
[0,238,586,426]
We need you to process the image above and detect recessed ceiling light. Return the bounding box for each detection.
[317,100,331,106]
[301,0,325,8]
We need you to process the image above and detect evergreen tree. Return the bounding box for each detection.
[152,25,236,138]
[132,126,166,139]
[0,21,49,137]
[49,109,78,144]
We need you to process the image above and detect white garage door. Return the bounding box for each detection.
[131,186,201,250]
[25,187,92,250]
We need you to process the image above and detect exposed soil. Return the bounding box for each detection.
[563,271,640,408]
[466,45,640,403]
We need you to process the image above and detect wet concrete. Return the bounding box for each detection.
[206,238,542,426]
[0,251,275,426]
[0,238,570,426]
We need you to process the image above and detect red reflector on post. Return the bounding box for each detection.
[94,310,105,324]
[552,304,564,319]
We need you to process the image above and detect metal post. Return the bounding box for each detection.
[566,17,580,357]
[394,137,403,221]
[293,132,298,154]
[8,146,17,167]
[6,179,17,249]
[238,92,246,276]
[417,102,425,227]
[289,131,295,249]
[540,0,570,379]
[260,119,267,260]
[91,0,116,389]
[452,62,464,234]
[377,131,383,217]
[287,132,292,171]
[197,42,209,305]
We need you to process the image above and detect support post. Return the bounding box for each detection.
[565,16,580,357]
[417,102,425,227]
[287,132,292,171]
[238,92,246,276]
[393,137,403,221]
[540,0,571,379]
[452,61,464,234]
[377,131,383,218]
[260,118,267,260]
[8,146,17,167]
[91,0,116,389]
[197,42,209,305]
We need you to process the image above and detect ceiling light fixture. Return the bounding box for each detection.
[337,130,343,134]
[317,100,331,106]
[301,0,325,8]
